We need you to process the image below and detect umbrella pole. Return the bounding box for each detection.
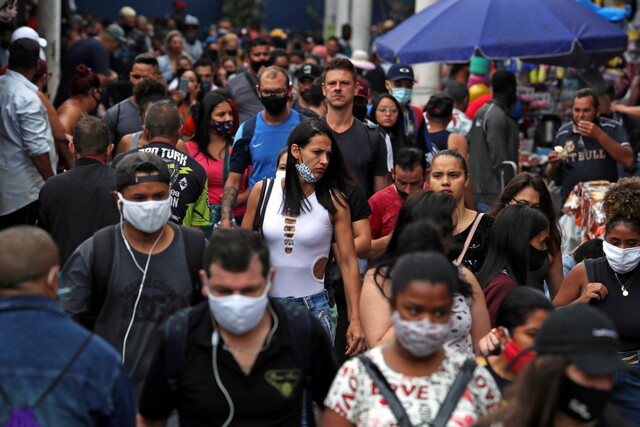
[412,0,441,106]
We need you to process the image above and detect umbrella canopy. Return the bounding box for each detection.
[375,0,628,68]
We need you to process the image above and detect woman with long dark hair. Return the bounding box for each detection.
[368,93,409,159]
[360,190,491,356]
[489,172,563,298]
[242,118,365,355]
[478,204,550,327]
[185,92,248,235]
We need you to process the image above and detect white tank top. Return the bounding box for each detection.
[262,180,333,298]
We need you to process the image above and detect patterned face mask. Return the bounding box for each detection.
[294,158,319,183]
[392,311,451,357]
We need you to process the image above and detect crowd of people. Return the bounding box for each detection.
[2,3,640,426]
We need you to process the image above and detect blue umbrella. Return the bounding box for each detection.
[375,0,628,68]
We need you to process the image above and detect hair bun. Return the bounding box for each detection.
[75,64,89,77]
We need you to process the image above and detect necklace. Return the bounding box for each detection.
[614,272,634,296]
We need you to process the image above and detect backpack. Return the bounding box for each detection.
[82,224,205,330]
[362,120,385,198]
[0,333,92,427]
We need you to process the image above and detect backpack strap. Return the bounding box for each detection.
[252,178,275,234]
[363,121,383,197]
[583,259,595,284]
[180,226,206,304]
[278,300,312,375]
[87,224,117,330]
[357,355,413,427]
[431,359,477,427]
[163,307,193,392]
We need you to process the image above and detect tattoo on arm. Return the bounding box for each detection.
[221,185,239,220]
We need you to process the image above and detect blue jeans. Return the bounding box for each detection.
[275,290,334,345]
[613,350,640,425]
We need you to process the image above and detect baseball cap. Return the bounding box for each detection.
[356,78,369,100]
[270,28,287,40]
[11,26,47,61]
[535,304,627,375]
[119,6,136,18]
[105,24,127,43]
[184,14,199,26]
[425,93,453,118]
[116,152,171,192]
[173,1,186,9]
[350,49,374,71]
[295,64,321,80]
[387,63,415,82]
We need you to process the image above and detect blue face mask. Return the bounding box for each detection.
[295,162,319,183]
[392,88,412,105]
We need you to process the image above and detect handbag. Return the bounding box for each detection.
[358,355,477,427]
[251,177,275,234]
[455,213,485,265]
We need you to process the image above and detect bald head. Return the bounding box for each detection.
[0,226,59,291]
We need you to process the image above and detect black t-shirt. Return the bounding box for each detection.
[453,213,494,275]
[344,181,371,222]
[139,300,337,426]
[327,118,388,197]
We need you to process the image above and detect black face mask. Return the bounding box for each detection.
[205,49,219,63]
[395,185,409,200]
[201,81,212,93]
[185,33,197,43]
[528,245,548,271]
[121,24,133,34]
[353,104,367,122]
[559,375,611,423]
[226,49,238,57]
[250,60,270,73]
[261,95,288,116]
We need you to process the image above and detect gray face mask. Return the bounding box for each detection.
[295,161,319,183]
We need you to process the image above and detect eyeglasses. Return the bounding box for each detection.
[377,106,399,113]
[259,88,287,97]
[513,199,542,210]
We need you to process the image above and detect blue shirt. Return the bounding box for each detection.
[0,295,135,426]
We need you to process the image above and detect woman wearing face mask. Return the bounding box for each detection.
[158,31,190,82]
[57,65,102,134]
[489,172,563,298]
[478,204,550,327]
[171,68,201,141]
[324,251,501,426]
[242,118,365,356]
[429,150,495,274]
[478,304,631,427]
[361,191,491,357]
[554,177,640,424]
[477,287,553,393]
[185,93,248,235]
[218,33,242,65]
[369,93,410,161]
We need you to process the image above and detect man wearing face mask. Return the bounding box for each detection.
[219,66,304,229]
[293,63,321,114]
[182,15,203,61]
[468,70,520,212]
[0,226,136,426]
[385,64,423,143]
[138,229,337,426]
[225,37,271,123]
[60,151,206,400]
[366,147,427,259]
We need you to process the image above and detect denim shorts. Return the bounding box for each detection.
[613,350,640,425]
[275,290,334,345]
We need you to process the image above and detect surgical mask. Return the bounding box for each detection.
[528,245,548,271]
[201,81,212,93]
[295,160,318,183]
[352,104,368,121]
[211,119,233,135]
[603,240,640,274]
[275,170,286,180]
[558,375,611,422]
[206,279,271,335]
[117,193,172,234]
[391,311,451,357]
[260,95,288,116]
[392,88,412,105]
[502,330,535,373]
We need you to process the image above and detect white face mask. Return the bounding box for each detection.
[391,311,451,357]
[275,170,286,180]
[205,279,271,335]
[117,193,172,234]
[603,240,640,274]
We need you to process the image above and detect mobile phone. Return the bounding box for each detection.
[178,77,189,93]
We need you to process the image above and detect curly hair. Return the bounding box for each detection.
[603,177,640,234]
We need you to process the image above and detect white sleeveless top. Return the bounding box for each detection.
[262,180,333,297]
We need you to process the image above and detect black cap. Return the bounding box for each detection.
[116,152,171,192]
[425,93,453,118]
[295,64,321,80]
[535,304,626,375]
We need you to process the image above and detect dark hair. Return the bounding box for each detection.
[489,172,561,254]
[69,64,100,96]
[283,118,349,216]
[574,88,599,109]
[572,238,604,263]
[496,287,553,331]
[390,251,458,306]
[270,48,289,64]
[369,93,408,156]
[602,177,640,235]
[491,69,516,95]
[145,99,182,138]
[276,146,288,167]
[133,78,167,106]
[8,38,39,71]
[395,146,426,171]
[134,53,159,71]
[323,57,357,83]
[309,76,325,107]
[432,149,468,176]
[478,204,550,288]
[193,57,214,70]
[290,49,304,59]
[204,229,270,278]
[73,116,111,155]
[444,80,469,104]
[193,92,233,160]
[245,37,269,52]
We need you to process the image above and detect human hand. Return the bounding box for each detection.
[548,149,561,164]
[578,282,608,303]
[345,320,366,356]
[577,120,602,139]
[218,219,233,230]
[478,328,500,356]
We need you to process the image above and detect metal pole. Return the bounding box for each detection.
[335,0,351,39]
[411,0,439,107]
[324,0,337,40]
[350,0,371,52]
[37,0,61,98]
